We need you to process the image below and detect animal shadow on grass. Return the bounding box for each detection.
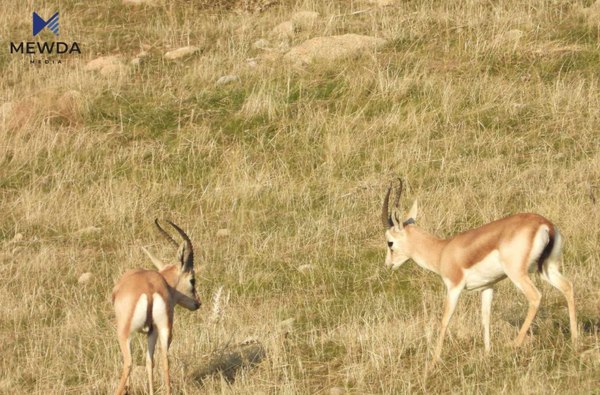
[190,340,266,384]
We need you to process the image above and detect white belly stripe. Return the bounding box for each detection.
[464,249,506,290]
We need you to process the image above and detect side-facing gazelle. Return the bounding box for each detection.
[112,219,201,395]
[381,181,577,365]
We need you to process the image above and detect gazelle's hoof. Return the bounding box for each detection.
[511,335,532,348]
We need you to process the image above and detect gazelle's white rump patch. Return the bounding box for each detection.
[130,293,149,333]
[527,224,551,271]
[152,293,169,330]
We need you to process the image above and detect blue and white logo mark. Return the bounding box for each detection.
[33,12,59,36]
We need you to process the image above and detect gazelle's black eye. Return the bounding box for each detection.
[190,278,196,287]
[387,241,393,248]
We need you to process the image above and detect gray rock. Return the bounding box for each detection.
[216,228,230,237]
[253,39,270,49]
[78,272,93,284]
[164,46,199,60]
[216,75,240,86]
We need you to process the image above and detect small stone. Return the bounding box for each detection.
[123,0,156,4]
[216,228,230,238]
[329,387,347,395]
[130,58,141,66]
[75,226,102,235]
[253,38,270,49]
[368,0,396,6]
[279,318,295,334]
[164,46,199,60]
[505,29,524,40]
[78,272,93,284]
[0,102,13,122]
[101,63,128,76]
[298,264,314,273]
[246,58,259,68]
[216,75,240,86]
[495,29,524,47]
[85,55,122,72]
[10,233,23,243]
[271,21,294,39]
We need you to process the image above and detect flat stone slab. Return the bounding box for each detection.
[85,55,123,72]
[164,46,200,60]
[284,34,387,65]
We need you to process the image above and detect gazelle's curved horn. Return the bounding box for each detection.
[155,218,179,248]
[393,179,403,209]
[381,184,393,228]
[382,179,404,228]
[166,220,194,272]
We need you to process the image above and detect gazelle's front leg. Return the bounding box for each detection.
[431,284,463,366]
[541,264,578,345]
[481,288,493,352]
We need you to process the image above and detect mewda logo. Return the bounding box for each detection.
[9,10,80,64]
[33,11,59,36]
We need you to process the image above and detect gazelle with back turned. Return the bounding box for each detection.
[112,219,201,395]
[381,181,577,366]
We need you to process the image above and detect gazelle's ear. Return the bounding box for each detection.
[391,207,401,229]
[406,199,418,221]
[141,247,165,270]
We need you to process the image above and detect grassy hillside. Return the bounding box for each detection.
[1,0,599,393]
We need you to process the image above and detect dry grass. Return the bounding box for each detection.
[1,0,599,393]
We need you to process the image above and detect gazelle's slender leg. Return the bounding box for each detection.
[146,327,158,395]
[541,264,577,344]
[432,284,463,366]
[511,275,541,346]
[115,335,132,395]
[159,328,171,395]
[481,287,493,353]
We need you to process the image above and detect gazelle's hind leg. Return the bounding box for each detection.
[507,273,542,347]
[146,328,158,395]
[541,262,577,344]
[152,294,173,395]
[158,328,171,395]
[115,334,132,395]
